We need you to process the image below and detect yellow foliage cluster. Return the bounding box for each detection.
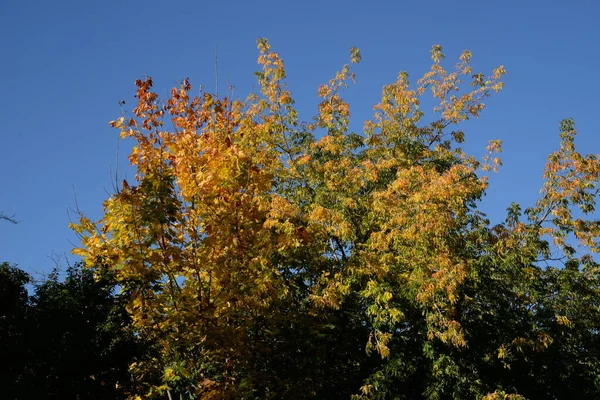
[72,39,600,398]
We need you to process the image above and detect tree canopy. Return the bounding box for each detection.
[0,262,153,399]
[70,39,600,399]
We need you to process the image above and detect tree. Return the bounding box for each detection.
[0,263,155,399]
[72,39,600,399]
[25,264,157,399]
[0,262,31,399]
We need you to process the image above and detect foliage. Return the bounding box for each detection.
[72,39,600,399]
[0,263,153,399]
[0,262,31,399]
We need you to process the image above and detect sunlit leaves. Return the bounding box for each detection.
[71,39,600,399]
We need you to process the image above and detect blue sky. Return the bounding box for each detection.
[1,0,598,276]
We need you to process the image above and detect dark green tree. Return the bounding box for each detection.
[0,263,157,399]
[0,262,31,399]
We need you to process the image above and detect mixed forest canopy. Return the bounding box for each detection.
[4,39,599,399]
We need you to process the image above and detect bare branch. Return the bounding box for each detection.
[0,212,18,224]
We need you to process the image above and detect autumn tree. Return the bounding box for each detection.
[72,39,600,399]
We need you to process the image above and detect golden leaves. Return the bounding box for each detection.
[71,41,521,395]
[482,139,503,172]
[350,46,361,64]
[366,330,393,358]
[256,37,270,53]
[483,392,526,400]
[555,314,573,327]
[430,44,445,63]
[530,119,600,254]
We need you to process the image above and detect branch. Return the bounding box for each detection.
[332,235,348,262]
[0,212,17,224]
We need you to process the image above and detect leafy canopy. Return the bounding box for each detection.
[72,39,600,399]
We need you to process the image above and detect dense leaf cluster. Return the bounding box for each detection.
[60,40,600,399]
[0,262,155,399]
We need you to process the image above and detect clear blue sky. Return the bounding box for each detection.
[1,0,599,276]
